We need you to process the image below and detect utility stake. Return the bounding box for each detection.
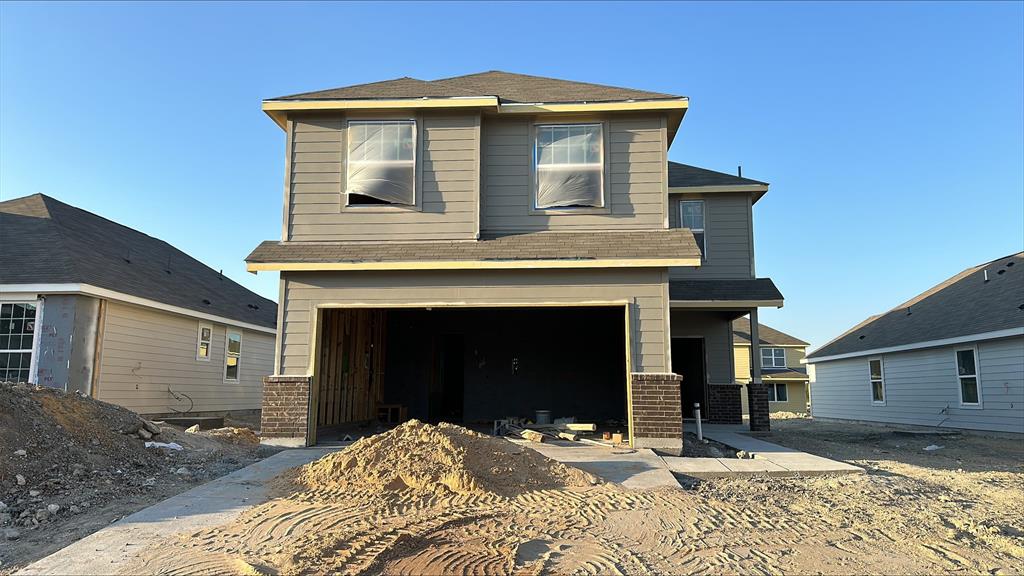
[694,403,703,442]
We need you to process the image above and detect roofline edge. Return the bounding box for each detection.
[247,256,701,272]
[805,327,1024,363]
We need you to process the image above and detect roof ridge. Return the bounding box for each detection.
[431,69,682,100]
[36,195,82,281]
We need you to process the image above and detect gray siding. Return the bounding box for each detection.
[279,268,670,376]
[35,294,98,394]
[810,337,1024,433]
[670,310,735,385]
[96,301,275,415]
[481,115,667,233]
[287,112,480,242]
[668,193,753,279]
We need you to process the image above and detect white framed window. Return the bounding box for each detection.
[224,330,242,382]
[768,383,788,402]
[761,347,787,368]
[196,323,213,361]
[955,347,982,407]
[680,200,706,258]
[534,123,604,209]
[346,120,416,206]
[0,302,37,383]
[869,357,885,405]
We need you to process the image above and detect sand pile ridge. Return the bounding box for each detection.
[293,419,599,497]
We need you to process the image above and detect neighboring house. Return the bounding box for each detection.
[806,253,1024,434]
[0,194,277,417]
[732,317,811,414]
[248,71,785,449]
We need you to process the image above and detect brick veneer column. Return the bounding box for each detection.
[630,372,683,454]
[261,376,312,446]
[746,381,771,432]
[707,384,743,424]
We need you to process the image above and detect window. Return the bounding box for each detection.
[955,348,981,406]
[680,200,706,257]
[196,323,212,361]
[534,123,604,209]
[346,120,416,206]
[0,303,36,383]
[224,330,242,381]
[761,347,787,368]
[869,358,885,404]
[768,383,789,402]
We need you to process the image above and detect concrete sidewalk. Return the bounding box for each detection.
[514,440,681,489]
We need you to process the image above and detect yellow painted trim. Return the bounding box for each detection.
[249,257,700,273]
[498,100,688,114]
[263,97,499,112]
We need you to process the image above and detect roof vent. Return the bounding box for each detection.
[202,299,211,305]
[858,335,866,340]
[247,304,260,311]
[1007,261,1015,267]
[984,270,989,282]
[998,269,1006,275]
[219,269,224,280]
[1019,303,1024,311]
[123,248,132,264]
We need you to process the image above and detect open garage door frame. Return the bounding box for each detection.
[305,300,636,447]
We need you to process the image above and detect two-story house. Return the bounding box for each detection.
[246,71,784,451]
[732,317,811,415]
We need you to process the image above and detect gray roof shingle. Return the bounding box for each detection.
[669,278,784,303]
[807,253,1024,360]
[732,317,809,346]
[1,194,277,329]
[667,161,768,188]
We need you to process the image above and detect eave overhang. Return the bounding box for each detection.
[248,256,700,273]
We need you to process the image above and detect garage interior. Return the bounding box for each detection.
[312,306,628,443]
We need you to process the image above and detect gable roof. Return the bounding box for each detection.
[732,317,808,347]
[807,253,1024,361]
[1,194,277,329]
[668,161,768,189]
[273,71,683,104]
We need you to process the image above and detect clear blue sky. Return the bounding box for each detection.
[2,1,1022,349]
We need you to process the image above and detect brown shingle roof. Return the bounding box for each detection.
[732,317,809,347]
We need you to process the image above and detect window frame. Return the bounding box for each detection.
[224,329,242,382]
[530,121,609,214]
[868,357,886,406]
[760,346,787,368]
[0,301,40,384]
[679,199,707,259]
[768,382,789,403]
[954,346,983,408]
[343,117,420,211]
[196,322,213,362]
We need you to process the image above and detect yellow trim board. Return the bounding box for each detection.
[263,97,499,112]
[498,100,688,114]
[249,257,701,273]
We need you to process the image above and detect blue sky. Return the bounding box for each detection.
[2,1,1022,349]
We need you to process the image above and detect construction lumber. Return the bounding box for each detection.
[557,431,579,441]
[555,423,597,432]
[577,437,615,448]
[518,429,545,443]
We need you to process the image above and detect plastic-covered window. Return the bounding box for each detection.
[535,124,603,209]
[347,120,416,205]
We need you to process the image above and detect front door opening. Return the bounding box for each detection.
[672,337,707,418]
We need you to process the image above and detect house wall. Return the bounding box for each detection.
[669,310,735,385]
[740,381,809,414]
[34,294,98,395]
[480,114,667,234]
[286,112,481,242]
[810,336,1024,433]
[278,268,670,376]
[95,301,275,415]
[668,192,754,279]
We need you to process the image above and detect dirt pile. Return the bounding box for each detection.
[201,427,260,445]
[293,419,599,497]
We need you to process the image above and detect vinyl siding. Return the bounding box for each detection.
[668,193,753,279]
[95,301,275,415]
[481,115,667,233]
[278,268,669,376]
[670,310,735,385]
[810,336,1024,433]
[741,381,809,414]
[287,112,480,242]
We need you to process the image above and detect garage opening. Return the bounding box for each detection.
[312,306,627,443]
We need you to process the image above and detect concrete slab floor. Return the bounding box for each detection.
[511,439,681,489]
[686,422,864,476]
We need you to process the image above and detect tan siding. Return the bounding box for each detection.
[286,112,480,242]
[95,301,274,415]
[278,269,667,376]
[480,114,667,233]
[670,310,735,385]
[735,345,752,383]
[668,193,753,279]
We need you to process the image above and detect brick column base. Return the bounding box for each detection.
[261,376,312,446]
[747,381,771,432]
[707,384,743,424]
[630,372,683,455]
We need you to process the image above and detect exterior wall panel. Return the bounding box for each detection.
[668,193,753,279]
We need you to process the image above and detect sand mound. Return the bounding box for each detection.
[292,420,599,497]
[201,426,260,445]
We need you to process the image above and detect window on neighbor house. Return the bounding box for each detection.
[0,303,36,383]
[869,358,885,404]
[956,348,981,406]
[196,323,212,361]
[224,330,242,381]
[768,383,788,402]
[680,200,706,257]
[534,124,604,209]
[346,120,416,206]
[761,347,787,368]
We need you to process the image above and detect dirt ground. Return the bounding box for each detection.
[115,417,1024,575]
[0,383,269,574]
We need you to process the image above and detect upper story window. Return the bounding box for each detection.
[680,200,706,257]
[761,347,786,368]
[0,302,37,383]
[346,120,416,206]
[534,124,604,209]
[224,330,242,381]
[869,357,885,404]
[955,347,981,406]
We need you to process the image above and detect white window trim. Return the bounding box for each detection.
[768,382,789,403]
[532,122,607,212]
[761,346,787,368]
[224,329,242,382]
[196,322,213,362]
[344,119,418,208]
[869,357,886,406]
[0,300,41,385]
[954,346,983,409]
[679,200,706,259]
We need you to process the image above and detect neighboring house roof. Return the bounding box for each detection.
[669,278,784,306]
[732,317,809,347]
[1,194,277,329]
[246,230,702,272]
[807,252,1024,361]
[763,368,810,381]
[667,161,768,188]
[273,70,682,104]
